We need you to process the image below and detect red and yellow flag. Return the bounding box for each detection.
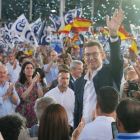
[100,28,109,35]
[59,22,73,34]
[71,33,79,43]
[118,26,132,40]
[129,40,138,55]
[118,26,138,55]
[72,17,92,32]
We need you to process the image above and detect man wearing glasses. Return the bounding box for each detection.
[74,9,125,129]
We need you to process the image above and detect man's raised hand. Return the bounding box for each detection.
[106,9,125,36]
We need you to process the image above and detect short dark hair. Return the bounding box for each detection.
[19,55,28,65]
[0,113,26,140]
[83,40,103,55]
[16,51,24,60]
[116,97,140,133]
[58,69,69,75]
[97,86,119,113]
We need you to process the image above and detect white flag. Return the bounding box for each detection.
[11,14,28,36]
[21,23,38,49]
[4,26,14,49]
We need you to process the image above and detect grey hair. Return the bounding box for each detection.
[124,66,134,76]
[70,60,83,70]
[34,96,56,122]
[7,51,13,56]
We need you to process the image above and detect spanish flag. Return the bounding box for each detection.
[118,26,132,40]
[129,40,138,55]
[118,26,138,55]
[72,17,92,32]
[72,33,79,43]
[100,28,109,35]
[73,45,79,50]
[59,22,73,34]
[24,47,34,57]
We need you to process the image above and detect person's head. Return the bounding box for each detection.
[58,64,70,72]
[2,56,7,64]
[70,60,83,79]
[123,58,129,70]
[123,66,138,81]
[116,98,140,133]
[19,61,34,84]
[34,68,45,86]
[130,52,137,63]
[83,41,104,71]
[34,96,56,123]
[124,66,134,80]
[43,55,50,64]
[58,58,64,64]
[0,113,26,140]
[38,104,69,140]
[50,50,57,60]
[57,69,70,88]
[0,65,7,83]
[7,52,15,63]
[19,55,29,67]
[16,51,24,61]
[96,86,119,114]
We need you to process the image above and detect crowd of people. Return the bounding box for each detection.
[0,9,140,140]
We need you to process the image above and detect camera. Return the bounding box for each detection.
[59,54,68,59]
[127,81,139,97]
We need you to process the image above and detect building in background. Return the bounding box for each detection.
[0,0,140,32]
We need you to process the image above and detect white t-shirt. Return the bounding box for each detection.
[44,86,75,127]
[78,116,115,140]
[6,61,21,83]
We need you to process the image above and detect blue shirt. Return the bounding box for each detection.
[0,81,20,117]
[44,64,58,83]
[115,133,140,140]
[103,59,109,64]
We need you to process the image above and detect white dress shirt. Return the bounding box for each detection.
[82,37,118,124]
[83,65,102,124]
[78,116,115,140]
[6,61,21,83]
[44,86,75,127]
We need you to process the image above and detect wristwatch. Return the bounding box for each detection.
[36,83,40,89]
[10,92,14,96]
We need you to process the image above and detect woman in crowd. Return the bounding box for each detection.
[15,61,44,128]
[38,104,85,140]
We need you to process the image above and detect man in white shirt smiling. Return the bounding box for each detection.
[6,52,21,83]
[74,9,125,129]
[44,69,75,128]
[78,86,119,140]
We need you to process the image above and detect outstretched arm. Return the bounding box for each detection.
[107,9,125,89]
